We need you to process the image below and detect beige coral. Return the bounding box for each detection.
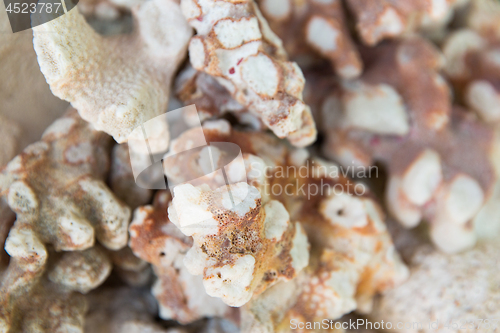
[33,0,192,146]
[181,0,317,147]
[372,241,500,333]
[164,121,309,307]
[6,278,87,333]
[241,163,409,332]
[258,0,362,79]
[320,36,500,253]
[159,120,406,329]
[0,109,130,331]
[129,191,234,324]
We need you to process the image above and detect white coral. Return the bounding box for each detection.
[33,1,192,145]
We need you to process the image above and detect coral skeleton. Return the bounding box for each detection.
[181,0,317,147]
[1,0,500,332]
[158,121,407,331]
[33,0,192,147]
[320,36,500,254]
[0,109,130,331]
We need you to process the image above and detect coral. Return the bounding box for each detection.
[4,278,87,333]
[4,0,500,331]
[0,109,130,331]
[258,0,362,79]
[320,36,500,253]
[175,65,265,130]
[129,191,234,324]
[240,159,409,332]
[346,0,468,46]
[162,120,406,329]
[165,121,309,307]
[181,0,317,147]
[442,0,500,124]
[372,241,500,332]
[32,0,192,146]
[169,182,309,307]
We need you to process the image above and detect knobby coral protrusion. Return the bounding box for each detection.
[443,0,500,124]
[129,191,234,324]
[181,0,317,147]
[240,157,409,332]
[169,182,309,307]
[110,143,153,210]
[33,0,192,146]
[0,109,130,331]
[156,120,406,329]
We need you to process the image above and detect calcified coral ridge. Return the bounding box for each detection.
[1,0,500,332]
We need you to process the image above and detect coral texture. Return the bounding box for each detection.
[320,36,500,253]
[162,121,407,330]
[129,191,234,323]
[33,1,192,145]
[0,109,130,331]
[181,0,317,147]
[373,241,500,333]
[175,65,264,130]
[346,0,468,46]
[258,0,362,79]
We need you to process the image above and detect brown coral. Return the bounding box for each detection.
[175,65,265,130]
[320,36,500,253]
[258,0,363,79]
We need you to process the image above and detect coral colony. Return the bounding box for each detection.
[1,0,500,332]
